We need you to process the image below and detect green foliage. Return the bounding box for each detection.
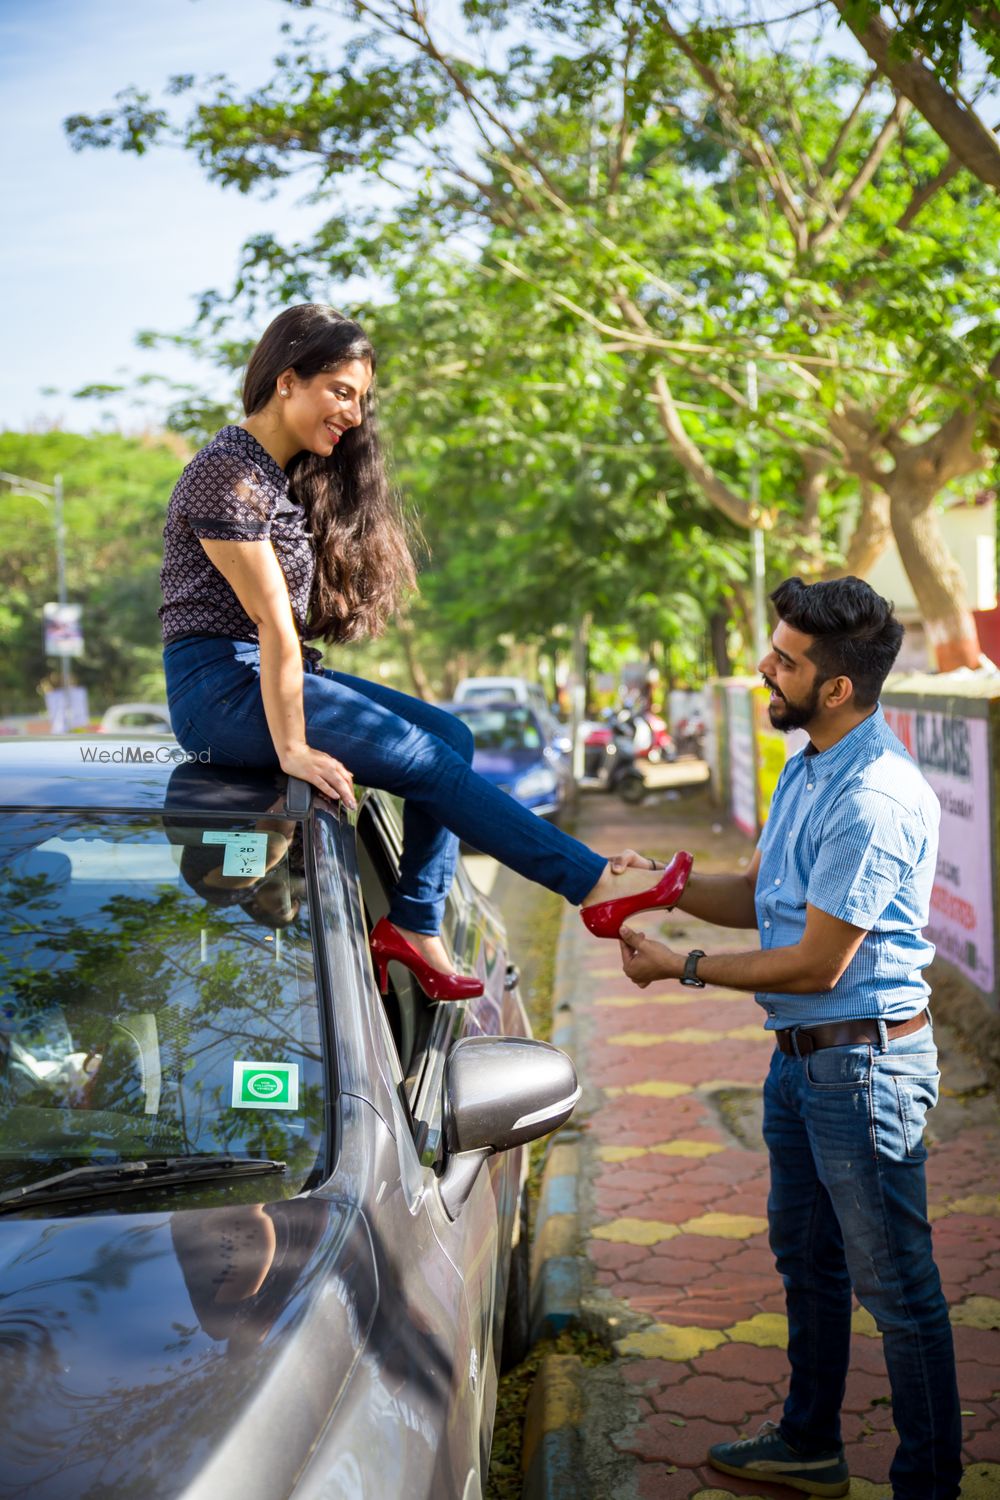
[59,0,1000,680]
[0,432,190,716]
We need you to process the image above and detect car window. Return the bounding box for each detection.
[0,811,327,1207]
[454,706,543,752]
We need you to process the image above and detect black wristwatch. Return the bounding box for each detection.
[680,949,706,988]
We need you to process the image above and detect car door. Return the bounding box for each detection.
[308,798,516,1493]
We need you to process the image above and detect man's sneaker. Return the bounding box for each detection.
[708,1420,849,1498]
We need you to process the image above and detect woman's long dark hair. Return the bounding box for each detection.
[242,303,415,643]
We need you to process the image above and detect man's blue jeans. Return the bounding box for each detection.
[763,1020,962,1499]
[163,634,604,933]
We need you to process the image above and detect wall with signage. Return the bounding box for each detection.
[705,672,1000,1012]
[882,681,999,1010]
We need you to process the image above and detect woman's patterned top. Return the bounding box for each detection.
[158,425,323,665]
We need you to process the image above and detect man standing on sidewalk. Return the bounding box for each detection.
[617,576,961,1500]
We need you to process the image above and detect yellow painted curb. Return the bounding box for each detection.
[521,1354,583,1475]
[531,1213,578,1273]
[545,1143,580,1180]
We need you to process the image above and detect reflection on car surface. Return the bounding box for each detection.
[0,738,579,1500]
[440,699,575,821]
[98,701,173,734]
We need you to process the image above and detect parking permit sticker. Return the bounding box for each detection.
[202,830,269,878]
[232,1060,299,1111]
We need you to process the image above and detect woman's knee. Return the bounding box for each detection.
[427,707,474,762]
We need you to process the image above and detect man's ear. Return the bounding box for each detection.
[822,674,854,710]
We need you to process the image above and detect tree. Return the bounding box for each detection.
[65,0,1000,667]
[830,0,1000,191]
[0,432,189,715]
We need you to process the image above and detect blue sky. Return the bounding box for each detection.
[0,0,865,437]
[0,0,352,433]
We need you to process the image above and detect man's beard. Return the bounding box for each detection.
[764,675,823,733]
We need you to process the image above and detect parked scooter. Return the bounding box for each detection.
[580,710,647,803]
[673,713,706,758]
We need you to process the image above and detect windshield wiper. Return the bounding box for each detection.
[0,1155,286,1213]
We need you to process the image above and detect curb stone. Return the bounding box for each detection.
[530,908,583,1344]
[522,909,589,1500]
[520,1355,587,1500]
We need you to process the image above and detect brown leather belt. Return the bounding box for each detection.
[775,1010,929,1057]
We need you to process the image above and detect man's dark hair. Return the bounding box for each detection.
[770,576,904,708]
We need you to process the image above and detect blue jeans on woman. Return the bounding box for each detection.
[163,634,605,933]
[763,1018,962,1500]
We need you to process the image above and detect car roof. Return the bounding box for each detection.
[441,698,539,716]
[0,736,312,817]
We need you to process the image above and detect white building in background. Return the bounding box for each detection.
[860,496,997,671]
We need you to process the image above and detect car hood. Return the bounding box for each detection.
[471,748,544,784]
[0,1195,377,1499]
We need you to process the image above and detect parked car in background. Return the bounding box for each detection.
[442,698,575,821]
[0,738,579,1500]
[454,676,550,718]
[98,702,172,734]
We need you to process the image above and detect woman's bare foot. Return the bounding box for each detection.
[393,926,453,973]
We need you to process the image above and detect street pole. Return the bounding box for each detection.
[746,361,769,664]
[54,474,70,695]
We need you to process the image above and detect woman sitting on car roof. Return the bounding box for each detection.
[158,304,689,999]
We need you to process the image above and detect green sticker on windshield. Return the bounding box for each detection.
[232,1060,299,1111]
[202,830,269,878]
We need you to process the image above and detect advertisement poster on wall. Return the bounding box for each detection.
[751,687,810,827]
[726,685,757,838]
[883,705,995,997]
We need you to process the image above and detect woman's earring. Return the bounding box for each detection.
[280,388,289,397]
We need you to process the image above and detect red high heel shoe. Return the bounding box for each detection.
[369,917,485,1001]
[579,851,693,938]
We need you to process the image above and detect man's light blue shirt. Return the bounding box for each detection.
[755,704,939,1029]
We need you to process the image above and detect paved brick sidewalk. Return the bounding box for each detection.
[530,780,1000,1500]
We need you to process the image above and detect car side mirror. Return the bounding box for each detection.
[437,1037,580,1218]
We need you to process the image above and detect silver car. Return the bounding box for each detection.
[0,739,579,1499]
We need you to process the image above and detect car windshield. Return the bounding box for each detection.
[0,811,326,1207]
[455,706,543,752]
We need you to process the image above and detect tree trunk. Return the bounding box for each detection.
[709,609,731,677]
[827,480,892,580]
[886,485,982,670]
[395,614,434,700]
